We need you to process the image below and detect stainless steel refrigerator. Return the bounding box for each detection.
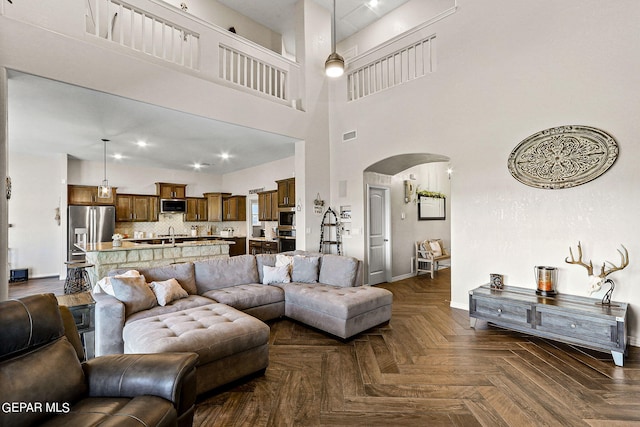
[68,205,116,262]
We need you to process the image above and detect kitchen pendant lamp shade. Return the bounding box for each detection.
[325,52,344,77]
[325,0,344,78]
[98,179,111,199]
[97,138,111,198]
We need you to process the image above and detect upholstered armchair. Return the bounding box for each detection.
[0,293,198,427]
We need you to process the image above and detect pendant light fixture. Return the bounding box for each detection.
[97,138,111,198]
[325,0,344,78]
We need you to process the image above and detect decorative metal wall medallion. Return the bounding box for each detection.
[507,125,618,189]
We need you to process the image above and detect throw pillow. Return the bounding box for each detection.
[291,255,320,283]
[318,254,358,287]
[150,278,189,306]
[429,240,443,257]
[94,270,142,296]
[110,275,157,316]
[262,264,291,285]
[275,254,293,268]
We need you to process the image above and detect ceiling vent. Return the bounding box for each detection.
[342,130,357,142]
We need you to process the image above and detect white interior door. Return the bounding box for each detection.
[368,186,390,285]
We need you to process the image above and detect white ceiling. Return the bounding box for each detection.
[217,0,409,54]
[8,1,408,175]
[8,71,298,174]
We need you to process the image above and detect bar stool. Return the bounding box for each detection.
[64,262,94,294]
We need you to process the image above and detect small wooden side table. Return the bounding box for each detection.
[56,292,95,360]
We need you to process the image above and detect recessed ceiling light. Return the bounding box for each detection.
[136,141,147,147]
[113,153,123,160]
[220,153,230,160]
[368,0,379,8]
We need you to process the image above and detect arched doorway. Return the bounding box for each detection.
[363,153,451,285]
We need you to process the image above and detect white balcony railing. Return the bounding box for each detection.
[86,0,200,70]
[1,0,300,106]
[347,35,435,102]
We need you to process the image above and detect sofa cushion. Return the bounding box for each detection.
[108,263,197,295]
[1,339,87,426]
[125,295,214,324]
[291,255,320,283]
[150,278,189,306]
[202,284,284,311]
[318,254,358,287]
[255,253,277,284]
[122,303,270,366]
[194,255,259,293]
[111,276,157,316]
[284,283,393,319]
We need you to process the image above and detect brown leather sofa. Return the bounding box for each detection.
[0,293,198,427]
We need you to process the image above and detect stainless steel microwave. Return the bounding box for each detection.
[160,198,187,213]
[278,208,295,227]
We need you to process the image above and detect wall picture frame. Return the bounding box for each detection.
[418,194,446,220]
[490,273,504,290]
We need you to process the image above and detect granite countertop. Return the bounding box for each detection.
[76,239,233,252]
[248,237,279,242]
[122,234,246,242]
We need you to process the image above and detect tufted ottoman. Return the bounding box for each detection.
[123,303,270,395]
[283,284,393,339]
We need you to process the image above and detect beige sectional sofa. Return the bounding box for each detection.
[93,252,393,395]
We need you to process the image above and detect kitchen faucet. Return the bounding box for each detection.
[168,226,175,246]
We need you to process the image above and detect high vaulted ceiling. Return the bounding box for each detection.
[8,1,410,175]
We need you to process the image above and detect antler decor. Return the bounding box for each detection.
[565,242,629,305]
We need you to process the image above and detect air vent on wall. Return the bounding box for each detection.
[342,130,357,142]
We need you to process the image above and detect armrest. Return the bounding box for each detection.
[83,352,198,409]
[93,292,125,355]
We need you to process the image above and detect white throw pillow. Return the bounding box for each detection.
[262,264,291,285]
[94,270,142,296]
[275,254,293,268]
[149,278,189,306]
[429,240,443,257]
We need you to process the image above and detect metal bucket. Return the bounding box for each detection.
[534,266,557,297]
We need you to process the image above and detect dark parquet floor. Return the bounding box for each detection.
[193,270,640,427]
[9,271,640,426]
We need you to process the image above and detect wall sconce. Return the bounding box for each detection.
[404,176,416,204]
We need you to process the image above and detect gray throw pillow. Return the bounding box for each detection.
[318,254,358,287]
[291,256,320,283]
[110,275,157,316]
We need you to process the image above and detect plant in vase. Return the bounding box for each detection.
[112,233,124,247]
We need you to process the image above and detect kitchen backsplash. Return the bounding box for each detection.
[115,214,247,238]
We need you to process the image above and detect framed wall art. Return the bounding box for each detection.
[418,194,446,220]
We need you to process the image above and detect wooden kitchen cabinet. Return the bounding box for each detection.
[156,182,186,199]
[223,195,246,221]
[68,185,117,206]
[258,190,278,221]
[185,197,208,221]
[116,194,158,222]
[223,237,246,256]
[203,192,230,222]
[276,178,295,207]
[249,239,278,255]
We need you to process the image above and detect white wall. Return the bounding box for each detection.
[337,0,455,57]
[68,158,222,196]
[8,152,66,278]
[159,0,283,53]
[388,162,451,278]
[329,0,640,344]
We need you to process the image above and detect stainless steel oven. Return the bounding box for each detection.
[277,228,296,252]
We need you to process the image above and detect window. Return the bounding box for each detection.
[251,201,260,226]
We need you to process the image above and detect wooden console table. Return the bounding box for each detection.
[56,292,95,360]
[469,284,628,366]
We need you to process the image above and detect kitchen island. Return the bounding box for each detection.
[76,239,232,285]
